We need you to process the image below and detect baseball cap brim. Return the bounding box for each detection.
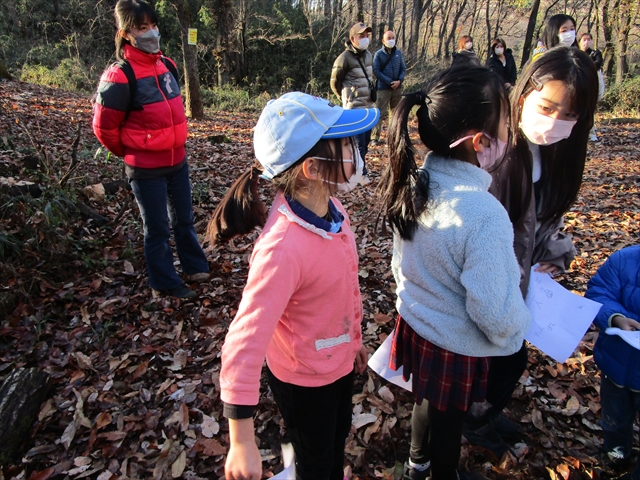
[322,107,380,138]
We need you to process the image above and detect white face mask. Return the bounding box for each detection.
[519,96,577,145]
[494,47,504,56]
[465,42,473,50]
[357,37,370,50]
[449,134,507,171]
[318,147,364,192]
[558,30,576,46]
[384,39,396,48]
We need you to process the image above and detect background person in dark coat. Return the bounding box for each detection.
[371,30,406,145]
[487,38,517,88]
[452,35,480,68]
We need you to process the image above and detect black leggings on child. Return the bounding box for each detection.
[267,367,354,480]
[410,400,468,480]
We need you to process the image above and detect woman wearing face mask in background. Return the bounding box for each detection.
[452,35,480,68]
[462,47,599,456]
[532,14,578,61]
[93,0,209,299]
[579,32,605,141]
[487,38,517,89]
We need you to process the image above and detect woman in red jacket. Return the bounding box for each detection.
[93,0,208,299]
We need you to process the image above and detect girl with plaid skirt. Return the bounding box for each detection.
[377,66,531,480]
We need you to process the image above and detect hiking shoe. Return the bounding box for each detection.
[154,284,197,299]
[184,272,209,283]
[607,446,632,468]
[462,422,511,457]
[489,413,520,440]
[403,461,430,480]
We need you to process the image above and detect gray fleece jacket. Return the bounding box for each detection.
[392,154,531,357]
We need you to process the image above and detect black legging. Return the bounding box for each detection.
[410,400,467,480]
[485,342,528,418]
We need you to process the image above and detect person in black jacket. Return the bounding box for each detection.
[452,35,480,68]
[579,32,604,141]
[486,38,517,88]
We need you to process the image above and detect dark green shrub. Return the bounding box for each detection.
[599,75,640,114]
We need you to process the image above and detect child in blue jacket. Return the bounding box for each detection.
[585,245,640,479]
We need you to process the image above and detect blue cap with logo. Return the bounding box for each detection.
[254,92,379,180]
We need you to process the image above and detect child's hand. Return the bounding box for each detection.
[225,440,262,480]
[355,345,368,374]
[534,262,560,276]
[226,418,262,480]
[612,315,640,331]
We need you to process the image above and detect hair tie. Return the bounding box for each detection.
[414,91,431,107]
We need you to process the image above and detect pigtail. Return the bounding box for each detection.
[207,161,267,244]
[377,91,431,241]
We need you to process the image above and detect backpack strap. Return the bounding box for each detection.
[116,60,142,118]
[117,57,180,119]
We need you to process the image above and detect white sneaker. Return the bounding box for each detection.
[589,134,598,141]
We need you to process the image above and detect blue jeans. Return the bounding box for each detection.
[601,375,640,479]
[129,162,208,291]
[355,129,371,176]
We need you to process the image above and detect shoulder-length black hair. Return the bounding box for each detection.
[114,0,159,60]
[541,14,577,49]
[506,46,598,227]
[377,66,509,240]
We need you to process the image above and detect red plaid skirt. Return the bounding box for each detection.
[389,316,489,412]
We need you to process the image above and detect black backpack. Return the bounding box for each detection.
[117,57,180,118]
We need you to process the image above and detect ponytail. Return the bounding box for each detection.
[377,91,430,240]
[207,162,267,244]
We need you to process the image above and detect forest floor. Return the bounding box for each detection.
[0,80,639,480]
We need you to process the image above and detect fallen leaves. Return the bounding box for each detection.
[0,81,638,479]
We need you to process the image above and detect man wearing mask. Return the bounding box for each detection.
[371,30,406,145]
[331,22,375,181]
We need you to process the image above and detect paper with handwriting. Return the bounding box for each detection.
[524,266,602,363]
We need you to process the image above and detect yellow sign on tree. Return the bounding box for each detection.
[188,29,197,45]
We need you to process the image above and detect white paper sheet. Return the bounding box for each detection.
[605,327,640,350]
[367,333,413,392]
[524,266,602,363]
[271,443,295,479]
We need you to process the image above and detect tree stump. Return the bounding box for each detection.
[0,368,51,464]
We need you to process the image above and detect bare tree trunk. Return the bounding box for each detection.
[357,0,364,22]
[602,0,616,77]
[485,0,491,55]
[389,0,395,32]
[401,1,407,49]
[172,0,204,119]
[521,0,541,68]
[371,0,378,49]
[614,0,631,84]
[378,0,387,44]
[324,0,331,20]
[215,0,233,86]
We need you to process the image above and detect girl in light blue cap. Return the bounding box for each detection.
[208,92,378,480]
